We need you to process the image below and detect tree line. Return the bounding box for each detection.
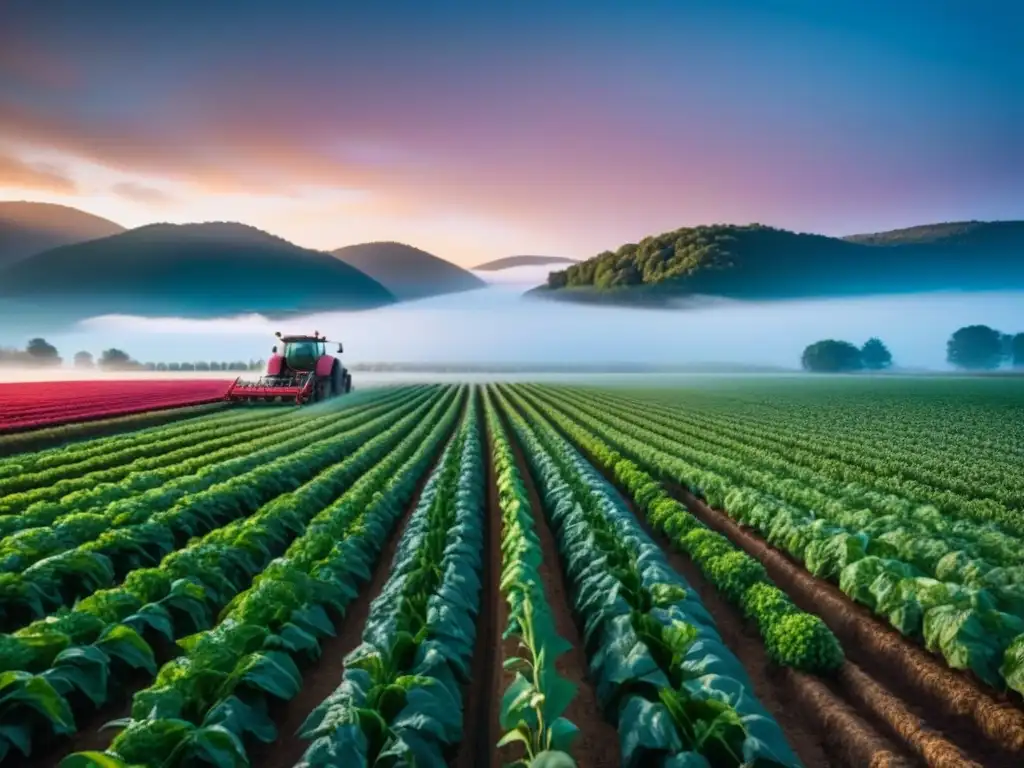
[802,325,1024,372]
[0,340,263,372]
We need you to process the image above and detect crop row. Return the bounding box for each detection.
[0,388,424,576]
[0,408,282,494]
[0,390,439,636]
[0,385,419,517]
[296,390,484,766]
[575,387,1024,531]
[519,385,1024,696]
[502,386,843,676]
[0,405,278,482]
[492,387,800,767]
[632,378,1024,463]
[483,389,583,767]
[632,388,1024,507]
[4,386,461,765]
[526,385,1024,589]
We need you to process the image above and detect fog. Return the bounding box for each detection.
[5,283,1022,372]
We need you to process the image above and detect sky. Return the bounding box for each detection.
[1,0,1021,267]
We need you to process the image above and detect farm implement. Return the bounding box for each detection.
[226,331,353,406]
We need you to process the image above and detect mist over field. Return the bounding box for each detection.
[4,285,1022,373]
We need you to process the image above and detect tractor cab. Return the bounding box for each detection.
[273,335,343,374]
[278,338,325,372]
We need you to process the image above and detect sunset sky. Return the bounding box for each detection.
[1,0,1020,267]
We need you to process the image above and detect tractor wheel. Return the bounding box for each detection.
[330,361,344,397]
[311,379,327,403]
[345,372,353,393]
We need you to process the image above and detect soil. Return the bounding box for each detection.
[252,437,451,768]
[672,485,1024,767]
[502,408,622,768]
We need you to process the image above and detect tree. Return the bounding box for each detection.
[25,338,60,366]
[73,351,94,369]
[861,338,893,370]
[1012,333,1024,368]
[947,325,1005,370]
[99,348,132,369]
[801,339,864,373]
[157,362,168,372]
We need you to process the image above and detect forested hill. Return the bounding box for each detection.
[0,222,396,317]
[535,222,1024,305]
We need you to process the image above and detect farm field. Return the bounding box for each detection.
[0,377,1022,767]
[0,379,234,433]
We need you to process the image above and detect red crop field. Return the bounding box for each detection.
[0,379,232,432]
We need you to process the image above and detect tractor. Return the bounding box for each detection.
[226,331,352,405]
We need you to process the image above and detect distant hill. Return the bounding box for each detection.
[0,201,124,268]
[0,222,396,317]
[473,255,578,271]
[534,221,1024,306]
[844,220,1024,246]
[332,241,484,301]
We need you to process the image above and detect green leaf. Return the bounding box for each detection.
[299,724,368,766]
[58,751,131,768]
[44,645,110,707]
[546,717,579,753]
[0,670,76,736]
[238,650,302,701]
[94,625,156,674]
[204,694,277,743]
[649,583,688,609]
[187,724,248,768]
[537,671,577,724]
[497,724,531,749]
[618,695,682,768]
[500,673,537,730]
[123,604,175,642]
[290,604,336,638]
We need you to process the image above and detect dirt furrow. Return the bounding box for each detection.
[671,485,1024,766]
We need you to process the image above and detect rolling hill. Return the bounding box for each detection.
[0,201,125,268]
[472,255,578,271]
[533,221,1024,306]
[0,222,396,317]
[332,241,484,301]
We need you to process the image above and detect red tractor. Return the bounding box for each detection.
[226,331,352,405]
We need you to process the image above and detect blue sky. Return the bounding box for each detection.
[1,0,1020,264]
